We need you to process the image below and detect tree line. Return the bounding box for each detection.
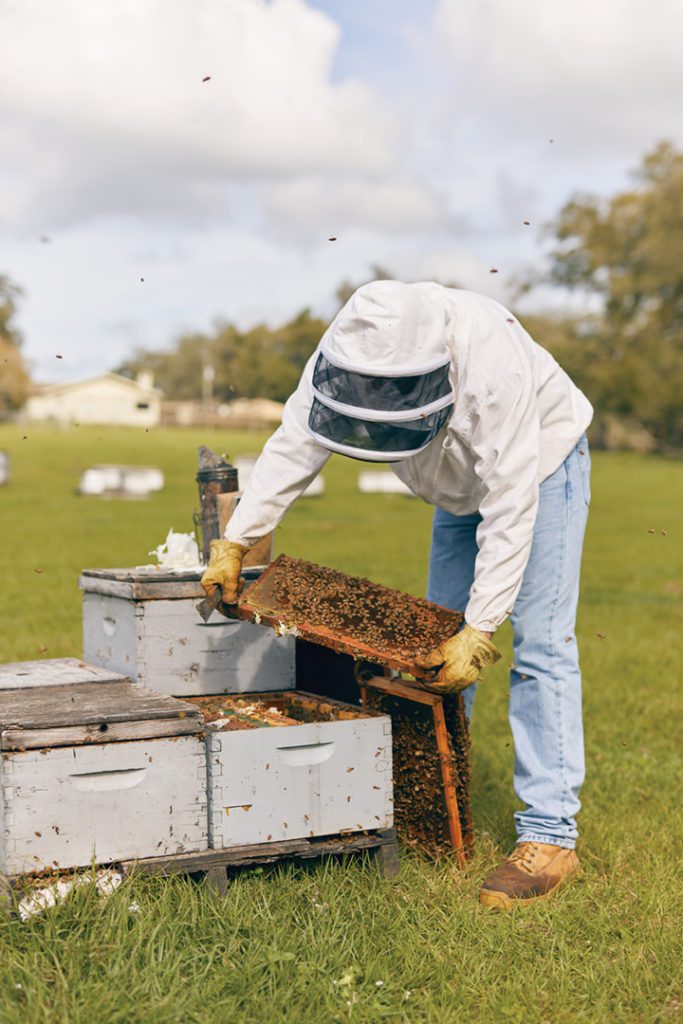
[0,276,29,417]
[117,308,329,405]
[2,142,682,446]
[522,141,683,448]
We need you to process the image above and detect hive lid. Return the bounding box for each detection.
[0,658,128,691]
[0,672,203,750]
[82,567,203,582]
[79,566,262,600]
[236,554,464,679]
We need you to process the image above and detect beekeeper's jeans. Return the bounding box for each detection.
[427,436,591,849]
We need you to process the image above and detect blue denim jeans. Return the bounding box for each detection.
[426,436,591,848]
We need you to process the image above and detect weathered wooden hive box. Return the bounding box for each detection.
[79,567,295,696]
[188,692,393,849]
[0,659,208,876]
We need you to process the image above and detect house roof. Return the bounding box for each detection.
[30,372,163,398]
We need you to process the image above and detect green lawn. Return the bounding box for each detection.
[0,424,681,1023]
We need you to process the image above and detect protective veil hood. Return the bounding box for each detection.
[308,281,454,462]
[321,280,451,375]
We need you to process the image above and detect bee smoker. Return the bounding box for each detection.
[195,446,239,564]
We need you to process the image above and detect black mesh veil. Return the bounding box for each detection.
[308,397,452,459]
[312,353,451,414]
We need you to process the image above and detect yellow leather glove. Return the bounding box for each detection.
[200,539,250,608]
[413,624,501,693]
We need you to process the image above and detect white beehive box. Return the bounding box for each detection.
[358,470,415,496]
[78,464,164,498]
[80,567,295,696]
[0,659,208,876]
[191,691,393,849]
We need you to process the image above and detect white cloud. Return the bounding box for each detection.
[259,175,452,240]
[5,0,682,381]
[9,217,441,382]
[436,0,683,152]
[408,247,504,295]
[0,0,397,230]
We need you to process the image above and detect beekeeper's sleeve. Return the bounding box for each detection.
[463,370,541,632]
[225,353,330,547]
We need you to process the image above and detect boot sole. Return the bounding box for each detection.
[479,867,582,911]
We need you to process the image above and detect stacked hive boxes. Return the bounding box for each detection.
[0,570,393,877]
[0,660,207,875]
[69,567,393,868]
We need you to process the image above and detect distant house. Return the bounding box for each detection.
[26,372,162,428]
[161,396,284,429]
[219,398,284,428]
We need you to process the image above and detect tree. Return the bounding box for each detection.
[118,270,477,405]
[0,275,30,416]
[525,141,683,445]
[117,309,328,404]
[119,332,215,401]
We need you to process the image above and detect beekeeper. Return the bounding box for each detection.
[201,281,593,910]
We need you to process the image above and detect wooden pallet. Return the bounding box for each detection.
[0,829,399,910]
[120,828,400,895]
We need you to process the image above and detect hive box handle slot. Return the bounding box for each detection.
[68,768,147,791]
[276,742,335,766]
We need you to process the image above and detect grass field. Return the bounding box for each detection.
[0,423,681,1023]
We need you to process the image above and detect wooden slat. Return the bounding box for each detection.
[1,716,201,751]
[0,681,201,734]
[125,841,310,874]
[431,701,466,868]
[375,840,401,878]
[121,829,397,875]
[295,835,384,858]
[0,659,127,691]
[363,675,440,706]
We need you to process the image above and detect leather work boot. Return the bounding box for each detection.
[479,842,581,910]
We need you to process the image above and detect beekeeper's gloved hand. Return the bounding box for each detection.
[201,539,250,608]
[414,624,501,693]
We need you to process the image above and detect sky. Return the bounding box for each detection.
[1,0,682,383]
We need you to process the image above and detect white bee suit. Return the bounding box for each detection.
[226,283,592,633]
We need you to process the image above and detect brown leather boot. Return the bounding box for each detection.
[479,842,581,910]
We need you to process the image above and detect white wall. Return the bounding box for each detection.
[27,377,161,427]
